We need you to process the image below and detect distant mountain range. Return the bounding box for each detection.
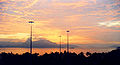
[75,44,120,48]
[0,38,77,48]
[0,38,119,48]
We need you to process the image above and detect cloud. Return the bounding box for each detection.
[0,0,8,3]
[0,33,29,40]
[55,1,89,8]
[22,0,39,9]
[70,26,93,31]
[98,21,120,27]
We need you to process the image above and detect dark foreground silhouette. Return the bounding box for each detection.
[0,48,120,65]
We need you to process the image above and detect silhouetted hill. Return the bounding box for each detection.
[0,38,78,48]
[24,38,59,48]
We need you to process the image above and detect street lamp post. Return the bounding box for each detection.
[29,21,34,54]
[66,30,70,53]
[59,36,62,53]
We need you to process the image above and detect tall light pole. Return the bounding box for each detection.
[66,30,70,53]
[29,21,34,54]
[59,35,62,53]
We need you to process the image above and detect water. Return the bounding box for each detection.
[0,48,115,55]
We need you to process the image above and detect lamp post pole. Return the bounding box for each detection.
[59,36,62,53]
[29,21,34,54]
[66,30,70,53]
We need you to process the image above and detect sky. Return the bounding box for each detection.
[0,0,120,44]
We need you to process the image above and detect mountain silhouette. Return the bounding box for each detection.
[24,38,59,48]
[0,38,77,48]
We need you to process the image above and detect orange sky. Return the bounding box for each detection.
[0,0,120,44]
